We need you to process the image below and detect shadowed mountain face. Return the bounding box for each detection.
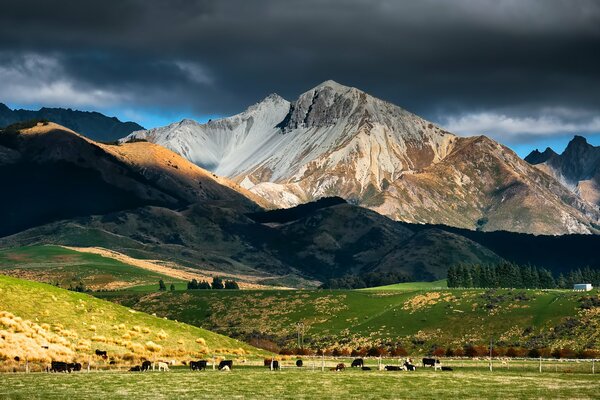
[526,136,600,206]
[0,122,260,237]
[124,81,600,235]
[0,103,143,142]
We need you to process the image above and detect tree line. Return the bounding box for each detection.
[186,277,239,290]
[447,263,600,289]
[320,271,411,289]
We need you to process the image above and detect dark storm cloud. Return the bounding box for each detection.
[0,0,599,143]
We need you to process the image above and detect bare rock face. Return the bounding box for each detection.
[123,81,600,235]
[526,136,600,207]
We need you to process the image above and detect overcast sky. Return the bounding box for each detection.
[1,0,599,156]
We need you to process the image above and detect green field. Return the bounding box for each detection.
[0,275,263,366]
[95,287,599,353]
[362,279,448,291]
[0,245,182,289]
[1,367,598,399]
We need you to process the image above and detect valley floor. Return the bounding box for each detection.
[0,365,597,399]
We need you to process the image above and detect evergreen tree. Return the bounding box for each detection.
[159,279,167,291]
[447,265,457,288]
[198,280,211,289]
[211,276,224,290]
[170,283,175,291]
[557,273,567,289]
[187,279,199,290]
[224,280,240,289]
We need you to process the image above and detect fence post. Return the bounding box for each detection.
[539,357,542,373]
[25,357,29,374]
[321,353,324,372]
[593,359,595,374]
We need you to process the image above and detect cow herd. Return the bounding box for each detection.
[47,350,453,374]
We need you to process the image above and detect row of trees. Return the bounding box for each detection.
[187,277,239,290]
[447,263,600,289]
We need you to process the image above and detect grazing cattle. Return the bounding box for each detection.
[441,366,453,371]
[221,365,230,371]
[218,360,233,370]
[141,361,152,371]
[129,365,141,372]
[264,358,273,367]
[404,362,416,371]
[422,358,439,368]
[362,366,372,371]
[296,359,303,368]
[50,361,70,373]
[271,361,280,370]
[385,365,402,371]
[68,362,82,372]
[95,350,108,359]
[190,360,208,371]
[156,361,169,371]
[335,363,345,371]
[351,358,364,368]
[109,360,116,365]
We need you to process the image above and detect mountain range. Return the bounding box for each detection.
[1,81,600,288]
[124,80,600,235]
[0,103,143,142]
[2,121,598,288]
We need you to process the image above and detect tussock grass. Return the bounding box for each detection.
[0,275,264,366]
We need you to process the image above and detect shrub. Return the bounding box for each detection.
[390,347,408,357]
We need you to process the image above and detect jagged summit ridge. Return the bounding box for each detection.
[122,82,600,234]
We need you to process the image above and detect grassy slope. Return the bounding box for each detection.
[362,279,448,291]
[0,245,183,289]
[0,275,262,364]
[96,287,599,353]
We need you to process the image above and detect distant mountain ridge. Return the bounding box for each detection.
[124,80,600,235]
[526,136,600,206]
[0,103,143,142]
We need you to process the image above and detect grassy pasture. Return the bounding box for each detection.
[361,279,448,291]
[0,245,182,289]
[0,365,598,399]
[95,287,597,352]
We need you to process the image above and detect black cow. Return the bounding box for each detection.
[50,361,70,373]
[218,360,233,370]
[95,349,108,359]
[129,365,141,372]
[441,366,453,371]
[190,360,208,371]
[351,358,364,368]
[385,365,402,371]
[404,362,416,371]
[361,366,372,371]
[296,359,303,367]
[422,357,439,367]
[271,361,280,370]
[68,362,82,372]
[141,361,152,371]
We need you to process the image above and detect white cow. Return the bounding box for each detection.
[157,361,169,371]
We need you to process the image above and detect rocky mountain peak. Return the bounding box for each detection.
[524,147,558,165]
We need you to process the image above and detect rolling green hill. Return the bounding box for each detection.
[96,287,600,354]
[0,245,183,290]
[362,279,448,291]
[0,275,262,365]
